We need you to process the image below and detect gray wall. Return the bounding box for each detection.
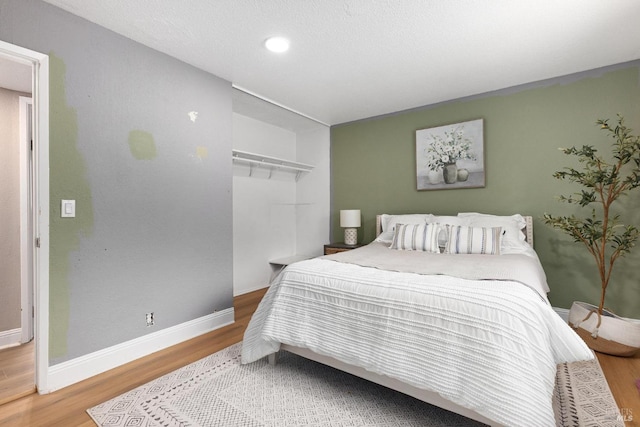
[0,0,234,364]
[0,87,27,333]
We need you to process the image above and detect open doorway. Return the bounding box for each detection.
[0,53,35,405]
[0,40,49,400]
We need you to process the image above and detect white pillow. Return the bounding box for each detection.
[457,212,526,227]
[374,230,395,244]
[426,215,469,226]
[444,225,503,255]
[390,223,440,253]
[457,213,528,252]
[380,214,429,233]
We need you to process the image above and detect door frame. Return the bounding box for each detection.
[19,96,33,344]
[0,40,50,393]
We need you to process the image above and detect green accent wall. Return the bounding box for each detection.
[331,64,640,318]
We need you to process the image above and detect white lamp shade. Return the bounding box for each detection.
[340,210,361,228]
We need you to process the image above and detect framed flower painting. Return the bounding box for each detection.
[416,118,485,190]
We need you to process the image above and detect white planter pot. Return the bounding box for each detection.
[568,301,640,357]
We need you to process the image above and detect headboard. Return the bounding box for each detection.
[375,215,534,248]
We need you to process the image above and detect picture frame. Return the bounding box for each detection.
[416,118,484,190]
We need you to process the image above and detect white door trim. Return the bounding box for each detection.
[0,40,50,394]
[19,96,33,344]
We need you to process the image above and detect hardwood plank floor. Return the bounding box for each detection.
[0,288,267,427]
[0,287,638,426]
[597,351,640,427]
[0,341,35,406]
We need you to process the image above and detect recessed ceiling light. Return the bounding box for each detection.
[265,36,290,53]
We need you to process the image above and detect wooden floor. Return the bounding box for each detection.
[0,287,638,426]
[0,341,35,406]
[596,350,640,426]
[0,288,267,427]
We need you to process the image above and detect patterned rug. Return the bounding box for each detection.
[88,343,623,426]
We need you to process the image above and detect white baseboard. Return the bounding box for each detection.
[45,308,234,393]
[0,328,22,350]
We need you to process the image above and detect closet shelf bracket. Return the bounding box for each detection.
[232,149,314,181]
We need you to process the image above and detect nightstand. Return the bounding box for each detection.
[323,242,365,255]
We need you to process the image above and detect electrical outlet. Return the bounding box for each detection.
[146,312,154,327]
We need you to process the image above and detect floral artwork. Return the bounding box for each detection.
[416,119,484,190]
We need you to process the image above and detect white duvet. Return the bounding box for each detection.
[242,246,592,427]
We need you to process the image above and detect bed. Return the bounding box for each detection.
[241,213,593,427]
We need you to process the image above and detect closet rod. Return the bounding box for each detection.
[232,157,312,173]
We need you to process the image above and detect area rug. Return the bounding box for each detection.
[88,343,623,426]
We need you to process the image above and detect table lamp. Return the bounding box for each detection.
[340,209,361,245]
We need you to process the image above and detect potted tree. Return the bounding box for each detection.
[544,114,640,357]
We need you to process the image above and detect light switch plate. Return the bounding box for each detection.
[61,199,75,218]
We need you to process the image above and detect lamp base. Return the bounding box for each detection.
[344,228,358,245]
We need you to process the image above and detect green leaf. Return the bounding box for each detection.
[544,115,640,312]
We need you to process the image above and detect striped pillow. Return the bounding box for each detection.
[444,225,502,255]
[390,223,440,253]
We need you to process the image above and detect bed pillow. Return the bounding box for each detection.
[457,213,528,252]
[390,223,440,253]
[380,214,429,233]
[457,212,526,227]
[425,215,469,226]
[374,230,395,244]
[444,225,502,255]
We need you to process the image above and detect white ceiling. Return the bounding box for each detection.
[21,1,640,125]
[0,55,31,93]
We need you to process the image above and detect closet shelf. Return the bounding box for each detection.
[232,149,314,181]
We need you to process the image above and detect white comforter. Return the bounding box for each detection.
[242,247,592,427]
